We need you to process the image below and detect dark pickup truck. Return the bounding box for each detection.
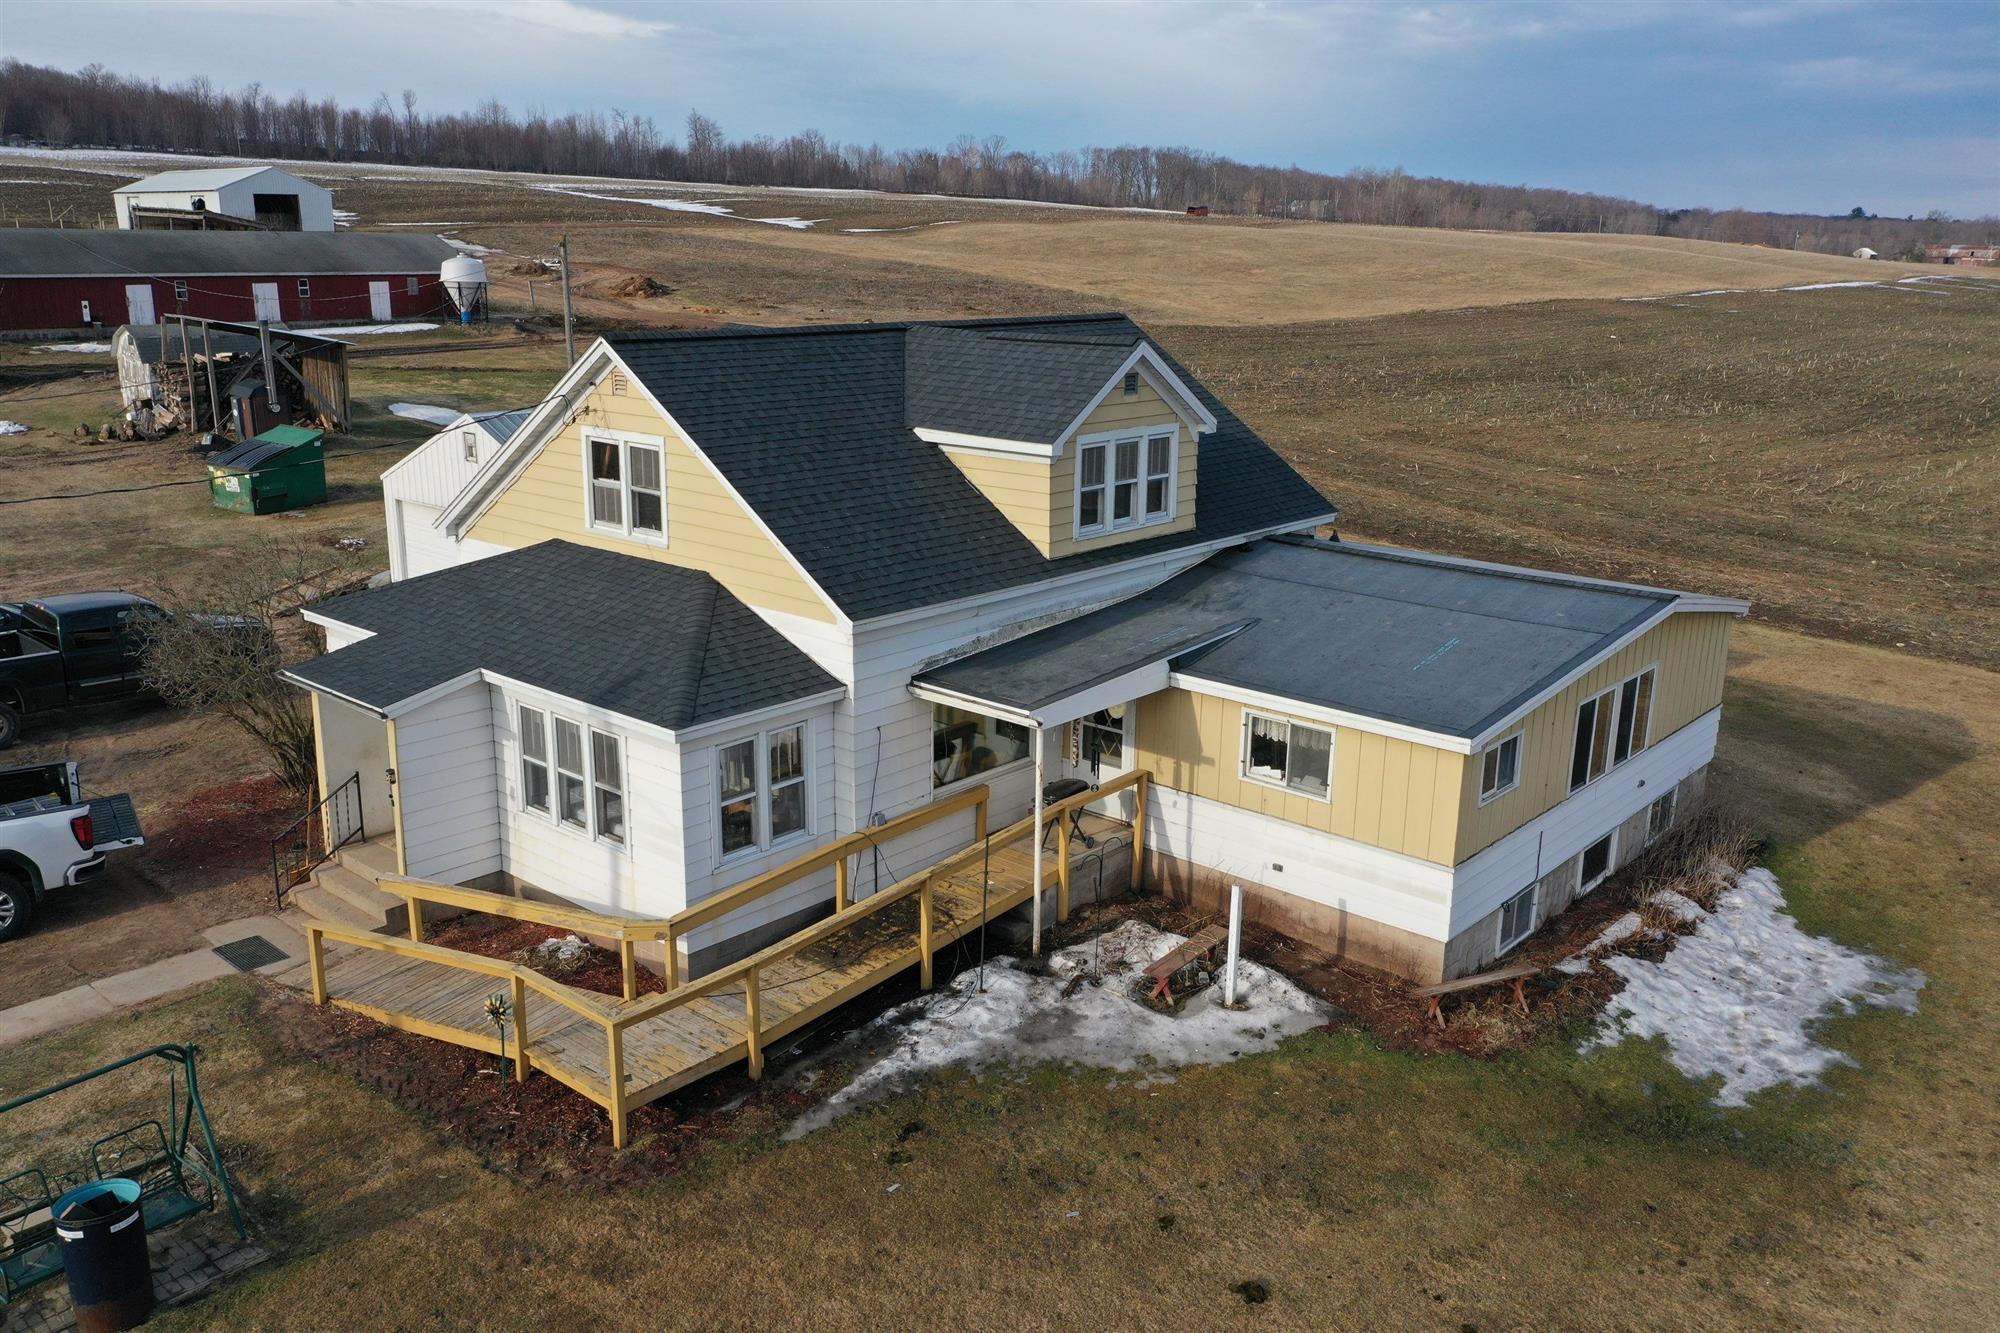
[0,593,170,748]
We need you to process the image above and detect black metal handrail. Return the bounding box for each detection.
[271,771,364,905]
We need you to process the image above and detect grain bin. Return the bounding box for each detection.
[440,254,488,324]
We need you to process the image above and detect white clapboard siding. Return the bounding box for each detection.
[395,681,501,885]
[383,419,516,582]
[1147,784,1456,941]
[678,704,843,953]
[1448,707,1721,934]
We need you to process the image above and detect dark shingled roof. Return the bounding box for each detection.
[916,537,1676,739]
[598,314,1335,622]
[903,324,1140,443]
[0,228,456,278]
[286,541,842,731]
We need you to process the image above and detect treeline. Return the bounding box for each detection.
[3,60,1992,256]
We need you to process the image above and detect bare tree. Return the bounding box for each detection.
[140,538,370,799]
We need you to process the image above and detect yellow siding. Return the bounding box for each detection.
[467,375,837,623]
[941,449,1058,554]
[1455,612,1735,857]
[1132,689,1463,865]
[1049,378,1198,557]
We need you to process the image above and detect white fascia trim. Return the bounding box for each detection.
[1461,603,1681,751]
[850,512,1339,634]
[1332,539,1752,615]
[1172,673,1474,753]
[1051,344,1218,453]
[909,681,1036,729]
[276,671,390,718]
[298,609,373,641]
[673,686,850,744]
[919,428,1054,461]
[440,344,614,536]
[618,354,852,629]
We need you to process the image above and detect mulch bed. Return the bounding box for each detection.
[146,774,298,879]
[424,914,669,999]
[260,983,819,1188]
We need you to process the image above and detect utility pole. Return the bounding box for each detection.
[558,235,576,367]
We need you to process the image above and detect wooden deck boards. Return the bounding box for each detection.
[314,811,1130,1124]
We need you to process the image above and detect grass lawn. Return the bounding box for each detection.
[6,620,1994,1330]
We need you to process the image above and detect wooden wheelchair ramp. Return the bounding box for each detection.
[306,772,1148,1146]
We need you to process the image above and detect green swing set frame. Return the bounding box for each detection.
[0,1043,247,1304]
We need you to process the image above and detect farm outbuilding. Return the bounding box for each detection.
[0,229,457,334]
[113,165,335,232]
[113,318,352,435]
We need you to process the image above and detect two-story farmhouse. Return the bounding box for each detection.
[285,314,1744,984]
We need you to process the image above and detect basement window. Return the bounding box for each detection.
[1579,831,1615,893]
[1497,884,1537,953]
[1569,667,1656,792]
[1647,790,1677,844]
[1243,711,1332,800]
[1478,733,1522,803]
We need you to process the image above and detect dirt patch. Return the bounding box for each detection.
[425,914,668,999]
[607,273,671,299]
[261,983,813,1187]
[146,774,299,881]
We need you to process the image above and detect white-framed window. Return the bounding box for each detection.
[717,721,813,863]
[1497,884,1537,953]
[1075,427,1177,537]
[1579,831,1616,893]
[1478,733,1522,804]
[297,278,311,299]
[1242,711,1332,801]
[591,729,625,846]
[461,430,478,463]
[517,704,550,815]
[1569,666,1657,792]
[585,431,666,540]
[1647,790,1677,844]
[173,280,188,302]
[932,705,1031,790]
[553,717,588,830]
[519,703,629,846]
[405,276,420,295]
[1079,705,1127,774]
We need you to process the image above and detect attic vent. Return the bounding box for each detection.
[610,371,628,395]
[1123,371,1140,397]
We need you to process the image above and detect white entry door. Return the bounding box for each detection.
[123,283,155,325]
[368,281,392,321]
[251,282,282,322]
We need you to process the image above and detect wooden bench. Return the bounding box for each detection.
[1142,925,1230,1001]
[1411,962,1542,1028]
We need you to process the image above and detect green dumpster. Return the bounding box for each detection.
[206,425,327,515]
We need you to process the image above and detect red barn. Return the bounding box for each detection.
[0,229,461,335]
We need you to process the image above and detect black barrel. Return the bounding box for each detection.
[52,1178,155,1332]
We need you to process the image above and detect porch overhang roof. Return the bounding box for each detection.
[909,599,1254,729]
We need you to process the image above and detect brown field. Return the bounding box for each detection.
[1,155,1995,1327]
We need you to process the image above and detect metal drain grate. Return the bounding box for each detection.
[212,935,289,972]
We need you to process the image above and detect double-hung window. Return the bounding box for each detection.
[1243,712,1333,800]
[1076,428,1176,537]
[1479,733,1522,803]
[1569,667,1657,792]
[519,703,627,845]
[518,705,551,814]
[586,433,665,540]
[717,722,812,862]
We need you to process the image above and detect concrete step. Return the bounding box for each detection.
[290,884,392,934]
[336,837,401,882]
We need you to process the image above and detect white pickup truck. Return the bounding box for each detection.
[0,761,144,941]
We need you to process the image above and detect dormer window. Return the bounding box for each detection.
[1076,427,1177,537]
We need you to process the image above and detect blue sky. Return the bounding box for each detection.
[6,0,1995,216]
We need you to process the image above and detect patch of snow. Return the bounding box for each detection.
[0,420,29,435]
[305,322,439,336]
[1683,289,1745,297]
[843,220,966,234]
[1781,280,1883,292]
[388,402,461,427]
[33,342,113,353]
[1584,867,1923,1107]
[443,237,494,256]
[787,920,1329,1137]
[536,185,825,229]
[379,221,473,227]
[1553,910,1644,975]
[332,209,359,221]
[1652,889,1707,922]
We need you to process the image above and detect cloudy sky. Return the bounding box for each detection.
[6,0,1995,216]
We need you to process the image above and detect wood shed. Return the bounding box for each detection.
[113,318,350,436]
